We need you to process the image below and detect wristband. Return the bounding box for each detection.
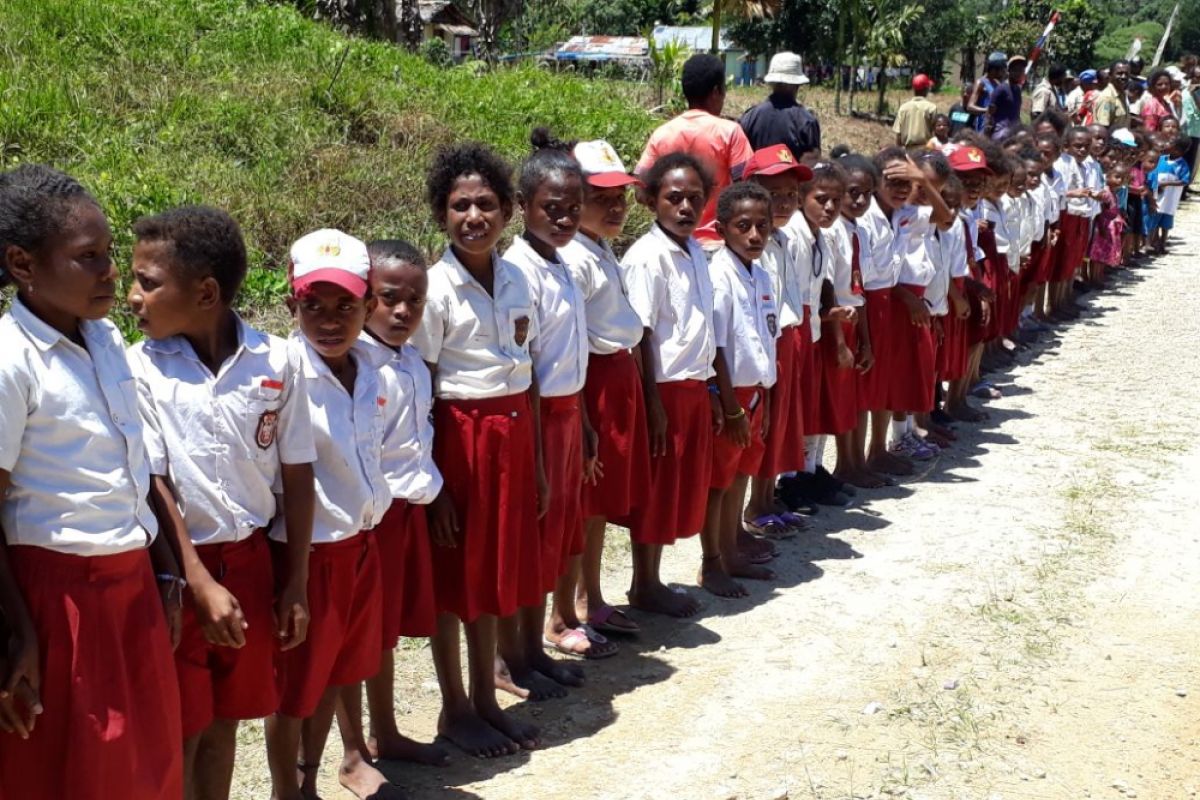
[707,384,720,395]
[156,573,187,603]
[724,407,746,421]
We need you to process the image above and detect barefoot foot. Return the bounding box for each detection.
[339,752,406,800]
[627,583,701,618]
[369,732,451,766]
[493,657,532,701]
[475,705,540,751]
[698,559,749,598]
[725,554,775,581]
[437,708,518,759]
[529,649,586,687]
[868,452,914,476]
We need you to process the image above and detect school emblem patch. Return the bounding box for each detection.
[513,316,530,348]
[255,410,279,450]
[766,312,778,337]
[851,268,865,295]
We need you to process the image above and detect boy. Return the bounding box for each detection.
[126,206,317,800]
[1147,134,1193,254]
[1052,127,1094,318]
[702,182,778,598]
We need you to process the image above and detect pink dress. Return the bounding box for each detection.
[1140,94,1173,132]
[1088,189,1125,267]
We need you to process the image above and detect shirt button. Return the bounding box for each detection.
[511,411,518,418]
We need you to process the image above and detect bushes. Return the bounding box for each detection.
[0,0,657,335]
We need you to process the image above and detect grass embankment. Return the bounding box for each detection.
[0,0,658,334]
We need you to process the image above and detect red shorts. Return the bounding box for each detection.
[538,394,585,592]
[1035,226,1059,283]
[1054,214,1088,282]
[433,392,541,622]
[939,278,970,382]
[710,386,767,489]
[888,284,937,414]
[799,311,823,435]
[276,533,383,719]
[0,547,182,800]
[757,325,806,478]
[818,318,859,435]
[630,380,713,546]
[857,288,893,412]
[176,532,278,737]
[377,499,437,644]
[581,349,651,522]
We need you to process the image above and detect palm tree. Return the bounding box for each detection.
[849,0,924,115]
[706,0,781,54]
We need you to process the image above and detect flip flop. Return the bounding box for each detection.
[776,511,811,533]
[744,514,793,539]
[543,626,618,660]
[587,604,639,635]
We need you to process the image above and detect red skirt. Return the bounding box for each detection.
[1054,214,1088,282]
[710,386,768,489]
[176,532,278,737]
[538,394,585,592]
[432,392,541,622]
[276,533,383,719]
[0,546,183,800]
[799,309,823,435]
[630,380,713,546]
[581,349,651,522]
[757,325,806,479]
[1022,240,1044,295]
[818,318,859,435]
[1002,263,1022,337]
[858,288,893,412]
[377,499,437,643]
[1036,225,1059,283]
[939,278,970,381]
[888,284,937,413]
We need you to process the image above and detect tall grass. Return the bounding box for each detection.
[0,0,658,333]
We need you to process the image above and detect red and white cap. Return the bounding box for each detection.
[573,140,642,188]
[289,229,371,297]
[742,146,814,181]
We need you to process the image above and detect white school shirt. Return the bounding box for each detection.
[995,197,1022,273]
[926,227,951,316]
[951,214,974,279]
[982,198,1009,256]
[621,223,717,383]
[758,229,804,329]
[963,207,985,266]
[1083,157,1104,219]
[1041,172,1063,225]
[129,316,317,546]
[269,336,396,544]
[828,217,866,308]
[857,198,901,291]
[1023,190,1043,246]
[359,335,443,506]
[504,236,589,398]
[784,215,831,343]
[892,204,937,288]
[709,247,778,389]
[410,248,537,400]
[1060,155,1090,217]
[560,233,643,354]
[0,298,157,556]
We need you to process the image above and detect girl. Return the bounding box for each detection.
[503,129,612,685]
[1088,163,1128,286]
[0,164,184,799]
[411,143,542,757]
[621,152,716,619]
[561,139,648,637]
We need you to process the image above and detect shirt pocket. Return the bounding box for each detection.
[245,382,284,464]
[499,305,534,358]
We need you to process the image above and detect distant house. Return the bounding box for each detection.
[554,36,649,67]
[651,26,766,86]
[417,1,478,61]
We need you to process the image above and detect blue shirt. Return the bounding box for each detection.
[989,81,1023,139]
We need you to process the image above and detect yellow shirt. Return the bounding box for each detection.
[893,96,938,147]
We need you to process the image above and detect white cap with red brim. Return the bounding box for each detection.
[573,140,642,188]
[289,228,371,297]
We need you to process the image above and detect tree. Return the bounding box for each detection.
[705,1,780,53]
[850,0,924,115]
[465,0,524,62]
[647,30,691,106]
[985,0,1105,71]
[398,0,422,50]
[901,0,971,83]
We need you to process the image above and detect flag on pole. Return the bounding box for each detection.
[1152,2,1180,67]
[1025,10,1062,77]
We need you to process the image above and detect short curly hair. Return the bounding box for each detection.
[367,239,427,271]
[716,181,771,224]
[641,152,713,202]
[0,164,97,289]
[131,205,247,304]
[426,142,514,225]
[681,54,727,103]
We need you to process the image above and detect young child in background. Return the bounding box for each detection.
[1089,163,1128,285]
[1033,133,1064,323]
[1147,135,1193,254]
[702,182,778,598]
[504,130,612,682]
[621,153,716,619]
[1138,146,1161,253]
[126,206,316,800]
[969,145,1009,393]
[999,159,1028,346]
[935,174,973,409]
[1052,127,1093,319]
[928,114,952,149]
[0,164,185,800]
[561,139,648,637]
[411,143,543,758]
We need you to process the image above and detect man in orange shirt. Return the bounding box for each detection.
[636,53,754,248]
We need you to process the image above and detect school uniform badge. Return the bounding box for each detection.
[766,312,778,337]
[513,316,530,348]
[255,409,279,449]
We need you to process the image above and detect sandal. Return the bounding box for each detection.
[543,626,618,660]
[744,514,793,539]
[777,511,811,533]
[587,604,639,635]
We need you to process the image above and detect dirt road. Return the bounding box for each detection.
[233,206,1200,800]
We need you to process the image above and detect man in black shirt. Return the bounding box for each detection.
[739,51,822,163]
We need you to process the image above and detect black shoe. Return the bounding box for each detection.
[931,408,956,427]
[775,474,819,515]
[815,464,855,496]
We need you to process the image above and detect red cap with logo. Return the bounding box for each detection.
[947,146,993,174]
[742,146,814,181]
[912,73,935,92]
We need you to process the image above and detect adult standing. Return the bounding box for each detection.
[738,51,822,162]
[1139,69,1176,132]
[893,74,938,147]
[967,52,1008,133]
[1066,69,1095,122]
[1093,59,1132,130]
[636,53,754,247]
[1181,65,1200,191]
[1031,64,1068,116]
[988,55,1027,140]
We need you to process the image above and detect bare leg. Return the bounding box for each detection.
[866,409,912,475]
[194,719,239,800]
[265,713,305,800]
[576,517,638,633]
[465,615,539,751]
[698,486,747,597]
[297,686,341,799]
[495,611,563,700]
[366,649,449,765]
[719,475,773,583]
[628,541,698,617]
[335,684,403,799]
[519,601,584,687]
[834,428,884,487]
[432,613,517,759]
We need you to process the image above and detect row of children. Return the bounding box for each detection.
[0,107,1174,800]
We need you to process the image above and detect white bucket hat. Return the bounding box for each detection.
[763,52,809,85]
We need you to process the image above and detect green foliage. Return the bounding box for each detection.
[1096,21,1165,64]
[986,0,1105,70]
[647,32,691,108]
[420,35,454,66]
[902,0,972,81]
[0,0,657,334]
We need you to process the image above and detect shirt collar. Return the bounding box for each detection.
[441,247,514,293]
[296,332,389,383]
[649,222,691,255]
[143,312,268,359]
[9,296,70,352]
[713,246,757,286]
[573,231,615,263]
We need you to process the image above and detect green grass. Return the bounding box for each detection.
[0,0,658,336]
